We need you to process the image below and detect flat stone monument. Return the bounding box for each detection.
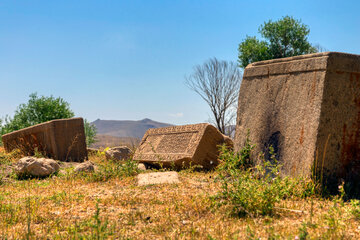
[234,52,360,188]
[133,123,233,169]
[137,171,180,186]
[2,118,87,162]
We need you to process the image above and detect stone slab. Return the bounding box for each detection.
[234,52,360,188]
[2,118,87,162]
[133,123,233,170]
[137,171,180,186]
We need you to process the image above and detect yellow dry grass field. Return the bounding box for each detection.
[0,150,359,239]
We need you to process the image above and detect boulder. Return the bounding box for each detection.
[15,157,60,177]
[133,123,233,170]
[1,118,88,162]
[74,161,95,173]
[137,171,180,186]
[234,52,360,190]
[105,146,131,161]
[137,163,147,171]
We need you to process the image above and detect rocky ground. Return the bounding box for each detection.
[0,147,359,239]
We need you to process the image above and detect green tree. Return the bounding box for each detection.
[84,119,97,146]
[238,16,318,68]
[0,93,96,146]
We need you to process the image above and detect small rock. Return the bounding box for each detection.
[181,220,190,225]
[15,157,60,177]
[74,161,95,173]
[105,146,131,161]
[137,171,180,186]
[137,163,146,171]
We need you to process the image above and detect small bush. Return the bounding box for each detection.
[0,93,96,147]
[349,199,360,220]
[213,137,319,218]
[216,138,253,173]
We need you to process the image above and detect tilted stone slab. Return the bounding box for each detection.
[234,52,360,187]
[133,123,233,169]
[2,118,87,162]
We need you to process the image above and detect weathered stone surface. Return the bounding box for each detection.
[2,118,87,162]
[15,156,60,177]
[137,171,180,186]
[133,123,233,169]
[74,161,95,173]
[105,146,131,161]
[234,52,360,187]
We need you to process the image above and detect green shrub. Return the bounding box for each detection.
[214,137,319,218]
[84,119,97,146]
[1,93,74,134]
[217,134,253,173]
[84,158,139,182]
[349,198,360,221]
[0,93,96,146]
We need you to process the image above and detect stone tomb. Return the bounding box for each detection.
[234,52,360,187]
[133,123,233,169]
[2,118,87,162]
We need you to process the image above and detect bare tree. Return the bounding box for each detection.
[185,58,242,136]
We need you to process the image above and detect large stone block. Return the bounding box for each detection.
[234,52,360,187]
[133,123,233,169]
[2,118,87,162]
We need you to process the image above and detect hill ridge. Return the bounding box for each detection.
[91,118,173,139]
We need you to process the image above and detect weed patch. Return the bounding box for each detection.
[84,158,139,182]
[213,139,320,218]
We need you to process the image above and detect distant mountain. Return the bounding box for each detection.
[91,135,140,149]
[91,118,174,139]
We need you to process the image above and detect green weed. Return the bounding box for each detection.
[68,200,117,239]
[85,158,139,182]
[213,137,319,218]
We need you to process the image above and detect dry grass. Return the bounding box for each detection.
[0,151,359,239]
[91,135,140,150]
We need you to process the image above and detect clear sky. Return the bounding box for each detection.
[0,0,359,125]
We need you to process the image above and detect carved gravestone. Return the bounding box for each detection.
[234,52,360,188]
[2,118,87,162]
[133,123,233,169]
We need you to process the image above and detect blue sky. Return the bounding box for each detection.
[0,0,359,124]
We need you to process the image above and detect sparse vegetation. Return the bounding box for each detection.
[0,144,358,239]
[214,141,320,218]
[84,119,97,147]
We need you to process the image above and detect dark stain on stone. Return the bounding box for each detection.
[333,99,339,107]
[340,73,360,178]
[264,131,284,162]
[299,126,304,145]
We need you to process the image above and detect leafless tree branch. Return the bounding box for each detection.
[185,58,242,136]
